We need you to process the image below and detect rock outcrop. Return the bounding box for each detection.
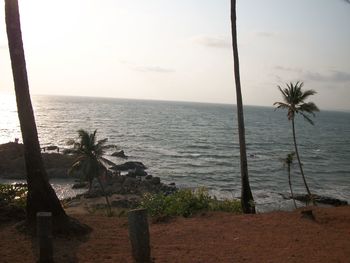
[87,174,176,198]
[281,192,348,207]
[0,142,77,179]
[111,150,128,159]
[111,161,147,171]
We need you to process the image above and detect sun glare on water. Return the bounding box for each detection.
[0,93,20,144]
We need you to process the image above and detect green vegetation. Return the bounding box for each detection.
[69,129,115,216]
[0,183,27,208]
[139,188,242,218]
[274,81,319,201]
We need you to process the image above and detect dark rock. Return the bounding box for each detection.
[84,191,103,199]
[160,185,177,195]
[145,174,153,180]
[139,181,158,194]
[128,167,147,177]
[123,177,138,188]
[126,172,137,178]
[111,150,128,159]
[169,182,176,186]
[292,194,348,206]
[0,143,78,179]
[151,177,161,185]
[111,161,147,171]
[111,198,139,209]
[44,145,59,152]
[72,182,88,189]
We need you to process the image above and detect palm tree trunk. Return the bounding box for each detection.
[231,0,255,214]
[5,0,67,225]
[288,165,297,209]
[291,118,312,198]
[97,177,112,216]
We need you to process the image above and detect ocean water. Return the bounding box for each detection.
[1,95,350,212]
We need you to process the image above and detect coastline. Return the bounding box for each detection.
[0,142,348,212]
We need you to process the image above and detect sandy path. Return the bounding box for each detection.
[0,206,349,263]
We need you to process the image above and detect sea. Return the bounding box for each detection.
[1,94,350,212]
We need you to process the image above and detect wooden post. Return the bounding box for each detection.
[37,212,53,263]
[128,208,151,263]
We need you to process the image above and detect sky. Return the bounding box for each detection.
[0,0,349,110]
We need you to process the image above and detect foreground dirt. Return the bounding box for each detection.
[0,206,349,263]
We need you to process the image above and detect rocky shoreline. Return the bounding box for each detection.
[0,142,77,179]
[0,142,177,211]
[1,142,348,210]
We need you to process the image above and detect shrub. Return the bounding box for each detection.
[0,183,27,208]
[139,187,242,217]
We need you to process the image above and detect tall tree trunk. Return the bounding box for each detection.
[230,0,255,214]
[5,0,67,225]
[288,164,297,209]
[97,176,112,216]
[291,118,313,201]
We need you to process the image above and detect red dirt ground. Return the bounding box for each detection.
[1,206,349,263]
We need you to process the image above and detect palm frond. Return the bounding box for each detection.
[298,102,319,114]
[300,112,315,125]
[100,157,116,167]
[277,86,288,101]
[300,89,317,102]
[77,129,91,151]
[275,81,319,124]
[273,102,290,110]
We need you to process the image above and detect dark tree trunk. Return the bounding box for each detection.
[291,119,312,196]
[288,164,297,209]
[5,0,67,225]
[97,176,112,216]
[230,0,255,214]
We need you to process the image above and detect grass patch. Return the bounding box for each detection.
[139,187,242,218]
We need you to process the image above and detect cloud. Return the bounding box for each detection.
[120,60,175,73]
[256,32,275,38]
[0,44,7,50]
[303,70,350,83]
[132,65,175,73]
[274,66,350,86]
[191,35,231,49]
[275,65,303,73]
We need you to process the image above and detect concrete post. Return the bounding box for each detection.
[37,212,53,263]
[128,208,151,263]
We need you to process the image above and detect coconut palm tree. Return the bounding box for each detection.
[230,0,255,214]
[282,152,297,209]
[5,0,69,227]
[69,129,114,215]
[274,81,319,201]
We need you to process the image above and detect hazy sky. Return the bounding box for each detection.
[0,0,349,110]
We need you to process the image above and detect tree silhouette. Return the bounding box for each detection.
[69,129,113,215]
[274,82,319,202]
[5,0,89,233]
[230,0,255,214]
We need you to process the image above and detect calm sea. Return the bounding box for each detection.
[1,95,350,211]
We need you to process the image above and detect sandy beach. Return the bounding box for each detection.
[0,206,349,263]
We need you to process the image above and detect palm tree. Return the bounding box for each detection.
[282,152,297,209]
[230,0,255,214]
[5,0,68,227]
[69,129,114,215]
[274,81,319,201]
